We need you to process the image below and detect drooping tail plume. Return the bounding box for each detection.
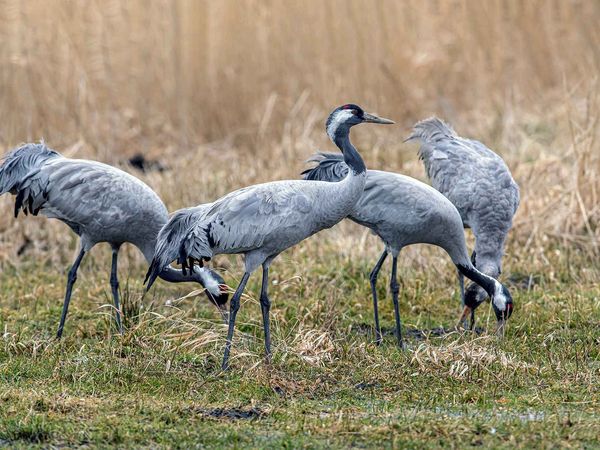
[301,152,349,182]
[0,142,61,217]
[144,206,214,290]
[405,117,457,144]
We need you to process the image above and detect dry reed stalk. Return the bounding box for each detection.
[0,0,598,279]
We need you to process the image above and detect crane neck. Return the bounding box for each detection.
[456,262,497,300]
[138,240,219,293]
[332,129,366,176]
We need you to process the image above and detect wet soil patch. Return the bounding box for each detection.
[192,407,265,420]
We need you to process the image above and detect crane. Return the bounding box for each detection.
[407,118,519,327]
[145,104,394,369]
[0,143,229,338]
[302,153,514,347]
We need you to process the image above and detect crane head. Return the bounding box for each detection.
[460,281,513,335]
[193,267,230,321]
[326,104,394,141]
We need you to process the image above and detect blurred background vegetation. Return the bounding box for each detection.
[0,3,599,446]
[0,0,598,276]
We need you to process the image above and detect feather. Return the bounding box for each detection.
[0,143,60,217]
[301,152,348,182]
[405,116,457,144]
[144,205,212,288]
[408,116,520,297]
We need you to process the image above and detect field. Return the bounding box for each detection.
[0,0,599,448]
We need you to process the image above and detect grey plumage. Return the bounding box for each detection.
[302,154,514,345]
[146,104,394,369]
[0,142,227,337]
[407,117,519,313]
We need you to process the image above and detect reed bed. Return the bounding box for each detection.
[0,1,599,447]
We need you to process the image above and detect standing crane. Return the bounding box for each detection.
[0,143,229,338]
[145,104,394,369]
[302,154,514,347]
[406,118,519,327]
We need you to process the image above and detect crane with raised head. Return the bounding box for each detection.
[145,104,394,369]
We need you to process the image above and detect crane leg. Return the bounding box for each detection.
[110,245,124,335]
[369,250,388,345]
[56,247,86,339]
[222,272,251,370]
[259,265,272,362]
[390,255,404,349]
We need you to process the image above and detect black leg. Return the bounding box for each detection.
[222,272,251,370]
[110,245,123,335]
[469,308,476,331]
[390,255,403,349]
[369,250,388,345]
[56,247,86,339]
[259,265,272,361]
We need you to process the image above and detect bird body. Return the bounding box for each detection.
[26,156,167,258]
[0,143,226,337]
[302,153,513,345]
[148,175,365,281]
[407,118,519,307]
[353,170,465,254]
[146,104,394,369]
[303,154,466,257]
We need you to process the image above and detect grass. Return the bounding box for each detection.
[0,242,598,448]
[0,0,599,447]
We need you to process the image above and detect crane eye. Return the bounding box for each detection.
[351,109,359,116]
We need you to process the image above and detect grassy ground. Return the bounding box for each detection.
[1,237,598,448]
[0,2,599,447]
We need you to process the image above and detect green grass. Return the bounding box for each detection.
[0,243,599,449]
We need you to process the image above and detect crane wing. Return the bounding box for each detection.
[178,181,316,264]
[210,182,315,251]
[352,171,441,228]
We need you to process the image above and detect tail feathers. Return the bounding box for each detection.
[144,206,213,290]
[405,117,456,144]
[12,168,49,217]
[301,152,348,182]
[178,222,214,272]
[144,257,164,292]
[0,142,59,195]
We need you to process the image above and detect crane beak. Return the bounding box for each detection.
[363,112,395,124]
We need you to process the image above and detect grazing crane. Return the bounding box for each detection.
[406,118,519,327]
[0,143,229,338]
[302,154,514,347]
[145,104,394,369]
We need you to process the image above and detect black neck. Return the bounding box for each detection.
[159,266,197,284]
[456,263,496,298]
[333,128,366,175]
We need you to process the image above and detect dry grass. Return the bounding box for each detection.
[0,0,598,269]
[0,1,599,447]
